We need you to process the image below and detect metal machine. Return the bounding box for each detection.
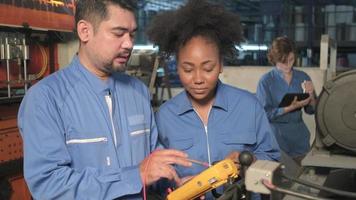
[0,29,60,199]
[0,0,75,196]
[0,31,31,200]
[0,32,30,100]
[303,69,356,169]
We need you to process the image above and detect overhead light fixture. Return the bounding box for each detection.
[133,45,159,51]
[133,44,268,52]
[236,44,268,51]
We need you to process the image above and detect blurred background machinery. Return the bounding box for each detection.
[0,32,31,199]
[290,69,356,200]
[0,29,62,200]
[0,1,74,199]
[0,32,30,100]
[0,103,30,200]
[127,48,173,108]
[134,0,356,68]
[302,36,356,169]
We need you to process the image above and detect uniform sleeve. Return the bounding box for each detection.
[147,91,160,151]
[252,100,280,161]
[256,77,284,121]
[154,110,167,149]
[150,107,160,150]
[18,87,143,200]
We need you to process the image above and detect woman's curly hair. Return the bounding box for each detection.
[146,0,243,59]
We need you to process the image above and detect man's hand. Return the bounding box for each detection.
[140,149,192,186]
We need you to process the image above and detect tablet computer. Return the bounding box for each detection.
[278,93,310,107]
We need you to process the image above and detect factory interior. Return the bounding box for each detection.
[0,0,356,199]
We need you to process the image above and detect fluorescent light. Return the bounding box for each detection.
[133,44,267,51]
[236,44,268,51]
[133,45,158,51]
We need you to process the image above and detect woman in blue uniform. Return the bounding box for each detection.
[256,36,316,163]
[147,0,280,197]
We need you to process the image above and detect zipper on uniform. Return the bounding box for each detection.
[193,107,212,166]
[204,125,212,166]
[105,90,118,147]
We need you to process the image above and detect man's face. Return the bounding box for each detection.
[177,36,222,104]
[86,4,137,74]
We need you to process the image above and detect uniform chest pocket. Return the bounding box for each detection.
[129,124,150,137]
[220,132,256,152]
[170,138,194,151]
[66,133,109,169]
[128,115,150,137]
[129,123,150,165]
[169,138,195,177]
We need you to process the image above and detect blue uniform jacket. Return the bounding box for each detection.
[256,67,314,157]
[156,81,280,178]
[18,56,157,199]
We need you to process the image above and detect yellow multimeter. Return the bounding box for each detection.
[167,159,239,200]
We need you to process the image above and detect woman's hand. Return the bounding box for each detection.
[284,96,311,113]
[302,80,316,106]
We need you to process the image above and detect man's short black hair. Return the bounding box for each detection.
[75,0,137,31]
[146,0,243,60]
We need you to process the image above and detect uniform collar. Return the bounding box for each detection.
[214,81,228,111]
[176,80,228,115]
[73,55,114,95]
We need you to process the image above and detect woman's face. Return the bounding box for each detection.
[276,52,295,73]
[177,36,222,105]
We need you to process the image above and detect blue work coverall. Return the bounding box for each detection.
[18,56,156,199]
[156,81,280,192]
[256,67,314,157]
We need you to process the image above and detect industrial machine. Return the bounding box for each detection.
[0,0,73,198]
[245,69,356,200]
[0,32,29,100]
[303,69,356,169]
[0,31,32,200]
[0,29,59,199]
[247,70,356,200]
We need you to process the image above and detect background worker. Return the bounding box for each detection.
[256,36,316,163]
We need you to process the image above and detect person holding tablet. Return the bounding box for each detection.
[256,36,316,163]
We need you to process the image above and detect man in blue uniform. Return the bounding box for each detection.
[18,0,191,199]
